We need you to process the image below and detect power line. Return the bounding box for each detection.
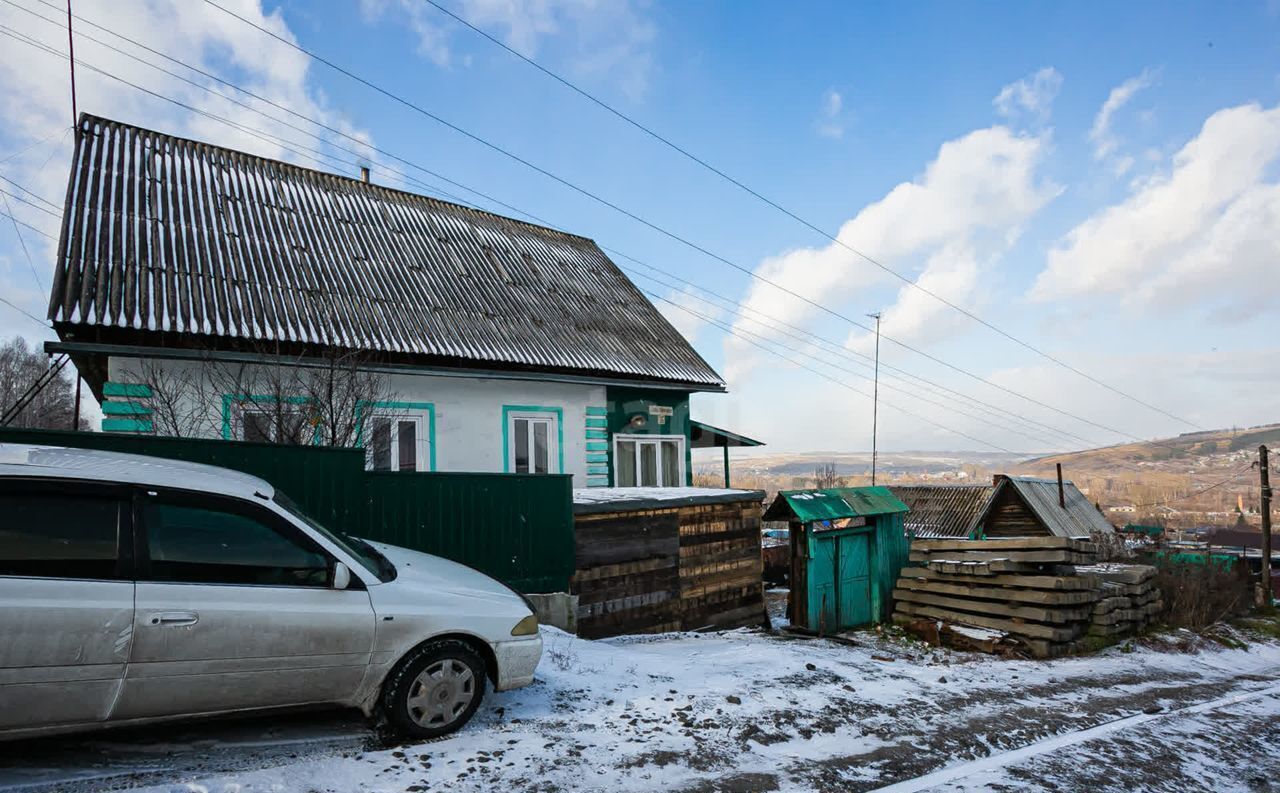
[644,288,1017,454]
[0,207,56,241]
[195,0,1191,448]
[0,188,45,292]
[0,293,49,327]
[0,185,60,218]
[421,0,1198,431]
[0,172,60,209]
[1,8,1127,453]
[0,123,68,164]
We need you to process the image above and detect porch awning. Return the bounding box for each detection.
[690,420,765,448]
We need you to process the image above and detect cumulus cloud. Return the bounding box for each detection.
[725,123,1059,386]
[1089,69,1156,165]
[993,67,1062,122]
[1032,102,1280,317]
[816,88,845,139]
[361,0,657,99]
[0,0,375,340]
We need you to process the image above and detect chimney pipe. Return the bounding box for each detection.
[1056,463,1065,508]
[359,166,370,184]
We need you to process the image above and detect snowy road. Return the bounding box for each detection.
[2,626,1279,793]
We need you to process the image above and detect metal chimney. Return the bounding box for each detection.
[359,166,370,184]
[1056,463,1066,508]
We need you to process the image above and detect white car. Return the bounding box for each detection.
[0,443,542,741]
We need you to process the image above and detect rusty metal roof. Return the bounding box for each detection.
[47,115,725,391]
[889,484,994,539]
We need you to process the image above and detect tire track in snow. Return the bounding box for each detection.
[870,676,1280,793]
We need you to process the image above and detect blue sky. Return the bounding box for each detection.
[1,0,1278,453]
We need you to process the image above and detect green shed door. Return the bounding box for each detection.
[808,534,839,633]
[836,532,872,628]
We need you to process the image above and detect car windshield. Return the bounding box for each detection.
[273,492,396,583]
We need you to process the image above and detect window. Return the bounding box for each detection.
[142,498,330,587]
[614,435,684,487]
[0,486,122,579]
[363,409,431,472]
[233,400,313,445]
[507,410,560,474]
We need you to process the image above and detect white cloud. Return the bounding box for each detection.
[993,67,1063,122]
[725,123,1059,386]
[655,287,724,344]
[0,0,377,344]
[362,0,657,99]
[816,88,844,139]
[1090,69,1156,162]
[1033,102,1280,316]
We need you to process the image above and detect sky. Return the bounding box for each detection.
[0,0,1277,455]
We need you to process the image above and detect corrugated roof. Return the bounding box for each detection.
[889,484,994,539]
[763,486,908,523]
[995,476,1115,538]
[47,115,724,391]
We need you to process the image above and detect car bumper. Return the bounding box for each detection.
[492,635,542,691]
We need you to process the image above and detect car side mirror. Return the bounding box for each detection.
[332,561,351,590]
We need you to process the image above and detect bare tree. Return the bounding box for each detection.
[0,336,86,430]
[814,461,846,489]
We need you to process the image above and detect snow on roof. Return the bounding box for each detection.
[0,443,271,500]
[572,487,765,515]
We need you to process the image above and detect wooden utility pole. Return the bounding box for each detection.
[1261,445,1273,606]
[868,312,881,486]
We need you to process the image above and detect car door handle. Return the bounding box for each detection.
[147,611,199,627]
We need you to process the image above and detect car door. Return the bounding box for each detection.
[0,479,134,731]
[110,487,376,721]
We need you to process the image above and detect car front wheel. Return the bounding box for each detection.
[381,638,487,739]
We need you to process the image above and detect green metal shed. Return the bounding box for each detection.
[764,487,910,633]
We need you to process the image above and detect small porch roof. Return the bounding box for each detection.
[690,420,765,449]
[763,486,908,523]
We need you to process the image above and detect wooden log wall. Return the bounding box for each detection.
[571,499,767,639]
[981,488,1049,538]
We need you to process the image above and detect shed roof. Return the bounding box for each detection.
[763,486,908,523]
[889,484,994,539]
[47,115,724,391]
[689,420,765,448]
[981,476,1115,538]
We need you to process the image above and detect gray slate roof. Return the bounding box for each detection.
[889,484,994,539]
[47,115,724,391]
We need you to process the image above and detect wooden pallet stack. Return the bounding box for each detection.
[891,537,1159,658]
[1077,564,1161,638]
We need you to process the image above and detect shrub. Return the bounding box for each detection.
[1153,557,1252,630]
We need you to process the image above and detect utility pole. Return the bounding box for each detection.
[66,0,77,125]
[1261,445,1273,606]
[868,312,881,486]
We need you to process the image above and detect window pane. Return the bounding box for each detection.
[397,420,417,471]
[533,421,549,474]
[370,418,392,471]
[243,411,272,443]
[513,418,529,473]
[640,442,658,487]
[144,501,328,586]
[0,492,120,578]
[661,440,681,487]
[617,440,637,487]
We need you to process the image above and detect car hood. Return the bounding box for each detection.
[364,540,527,606]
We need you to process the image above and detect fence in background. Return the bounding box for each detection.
[0,428,573,593]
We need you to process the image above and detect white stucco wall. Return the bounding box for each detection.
[107,357,606,486]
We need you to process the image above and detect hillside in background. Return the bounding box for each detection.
[1016,423,1280,476]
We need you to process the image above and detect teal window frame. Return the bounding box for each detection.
[354,400,437,472]
[502,405,565,475]
[221,393,318,444]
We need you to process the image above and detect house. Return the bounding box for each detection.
[887,475,1116,540]
[44,115,740,487]
[975,475,1115,538]
[889,484,994,539]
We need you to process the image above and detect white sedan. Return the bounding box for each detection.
[0,443,542,741]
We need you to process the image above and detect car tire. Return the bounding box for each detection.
[381,638,487,740]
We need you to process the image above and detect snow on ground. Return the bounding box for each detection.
[68,624,1279,793]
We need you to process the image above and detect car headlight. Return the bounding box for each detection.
[510,614,539,636]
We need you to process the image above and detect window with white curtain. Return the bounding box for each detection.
[363,410,430,472]
[613,434,684,487]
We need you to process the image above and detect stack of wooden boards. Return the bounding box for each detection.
[892,537,1160,658]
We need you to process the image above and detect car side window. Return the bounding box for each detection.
[142,498,330,587]
[0,486,123,579]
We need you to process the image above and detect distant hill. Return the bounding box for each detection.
[1015,423,1280,476]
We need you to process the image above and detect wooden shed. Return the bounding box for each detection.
[763,487,910,633]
